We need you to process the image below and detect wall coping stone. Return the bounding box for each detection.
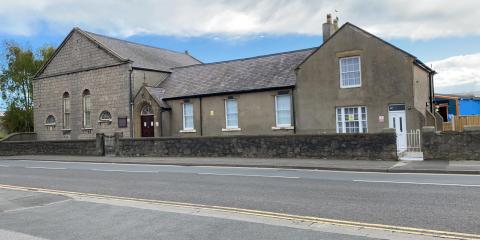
[422,126,436,133]
[382,128,395,133]
[464,125,480,132]
[0,132,37,142]
[120,132,395,142]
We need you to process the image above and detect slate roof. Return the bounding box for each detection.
[158,48,316,99]
[144,87,170,108]
[82,30,201,72]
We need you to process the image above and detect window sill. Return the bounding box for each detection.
[81,128,93,131]
[61,128,72,131]
[179,129,196,133]
[98,120,112,123]
[44,124,56,126]
[340,85,361,89]
[222,128,241,132]
[272,126,294,130]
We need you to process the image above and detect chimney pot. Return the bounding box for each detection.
[323,14,337,42]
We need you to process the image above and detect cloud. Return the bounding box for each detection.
[0,0,480,39]
[429,53,480,95]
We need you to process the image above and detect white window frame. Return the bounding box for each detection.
[336,106,368,133]
[339,56,362,88]
[275,94,292,128]
[63,94,70,129]
[224,99,239,129]
[83,94,92,129]
[182,103,194,130]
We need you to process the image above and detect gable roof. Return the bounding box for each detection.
[34,28,201,78]
[81,29,201,72]
[158,48,316,99]
[296,22,436,74]
[144,86,170,108]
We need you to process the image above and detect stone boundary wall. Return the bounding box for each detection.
[116,133,397,160]
[422,127,480,160]
[0,135,103,156]
[0,132,37,142]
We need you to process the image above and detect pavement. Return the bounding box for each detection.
[0,187,445,240]
[1,155,480,174]
[0,159,479,236]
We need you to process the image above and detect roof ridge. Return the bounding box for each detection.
[171,47,317,70]
[81,29,192,57]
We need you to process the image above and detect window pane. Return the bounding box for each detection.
[277,95,290,111]
[183,103,194,129]
[337,106,368,133]
[340,56,361,87]
[276,95,291,126]
[277,111,291,125]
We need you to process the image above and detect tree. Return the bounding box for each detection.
[0,42,55,133]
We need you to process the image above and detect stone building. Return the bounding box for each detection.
[33,16,436,151]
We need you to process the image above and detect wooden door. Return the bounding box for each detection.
[141,115,154,137]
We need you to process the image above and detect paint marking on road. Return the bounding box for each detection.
[25,167,67,170]
[0,183,478,240]
[0,165,9,167]
[197,173,299,179]
[353,180,480,187]
[91,169,158,173]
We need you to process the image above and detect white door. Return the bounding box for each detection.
[389,106,407,152]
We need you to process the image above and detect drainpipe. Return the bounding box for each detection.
[128,68,134,138]
[199,97,203,136]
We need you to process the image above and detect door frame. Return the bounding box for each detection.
[388,104,407,152]
[141,115,155,137]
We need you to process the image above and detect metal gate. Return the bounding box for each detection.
[104,134,115,156]
[405,129,422,152]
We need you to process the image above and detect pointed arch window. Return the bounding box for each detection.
[83,89,92,128]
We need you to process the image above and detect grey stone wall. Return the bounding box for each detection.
[33,30,132,141]
[422,129,480,160]
[117,133,397,160]
[39,31,120,77]
[0,139,100,156]
[0,132,37,142]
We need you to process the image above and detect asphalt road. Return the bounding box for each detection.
[0,159,479,235]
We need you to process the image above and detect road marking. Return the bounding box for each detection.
[91,169,158,173]
[0,165,9,167]
[0,183,477,240]
[197,173,299,179]
[25,167,67,170]
[353,180,480,187]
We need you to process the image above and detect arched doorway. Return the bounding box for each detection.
[140,104,154,137]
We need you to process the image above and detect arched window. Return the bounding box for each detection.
[141,104,153,116]
[45,115,56,131]
[63,92,70,129]
[99,110,112,121]
[83,89,92,128]
[46,115,56,125]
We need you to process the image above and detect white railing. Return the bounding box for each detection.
[406,129,422,152]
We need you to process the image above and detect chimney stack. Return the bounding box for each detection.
[322,14,337,42]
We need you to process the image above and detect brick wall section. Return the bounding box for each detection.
[117,133,397,160]
[422,130,480,160]
[0,140,100,156]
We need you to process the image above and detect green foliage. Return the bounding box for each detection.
[2,102,33,133]
[0,42,55,133]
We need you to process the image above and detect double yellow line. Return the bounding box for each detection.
[0,183,478,240]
